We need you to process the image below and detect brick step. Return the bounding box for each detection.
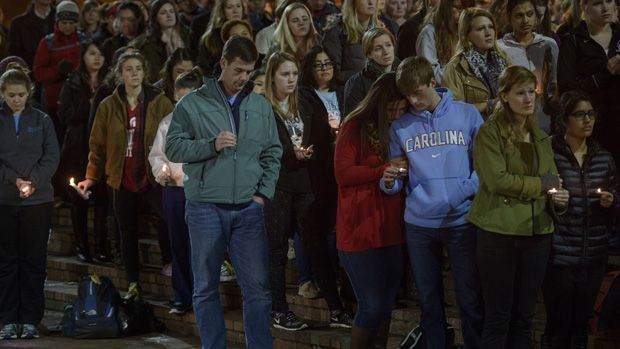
[44,280,404,349]
[47,255,242,308]
[46,255,471,339]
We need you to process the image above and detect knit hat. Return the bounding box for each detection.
[56,1,80,22]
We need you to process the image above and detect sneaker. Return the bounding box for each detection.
[161,263,172,277]
[329,310,353,328]
[220,261,236,282]
[272,311,308,331]
[0,323,19,340]
[398,324,423,349]
[298,281,320,299]
[124,282,141,300]
[20,324,39,339]
[287,238,295,260]
[169,302,191,315]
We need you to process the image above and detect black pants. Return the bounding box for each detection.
[476,230,551,349]
[265,188,314,312]
[542,264,606,348]
[67,181,108,257]
[300,189,346,312]
[112,186,170,283]
[0,203,52,325]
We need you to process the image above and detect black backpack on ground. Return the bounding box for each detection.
[118,296,165,336]
[61,275,121,339]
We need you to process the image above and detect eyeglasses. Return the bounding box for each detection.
[569,110,597,121]
[313,62,334,70]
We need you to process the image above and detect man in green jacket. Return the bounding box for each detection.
[165,36,282,349]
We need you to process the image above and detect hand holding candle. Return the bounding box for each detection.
[596,188,614,208]
[70,177,91,200]
[549,187,569,208]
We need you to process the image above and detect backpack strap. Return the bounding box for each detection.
[590,270,620,334]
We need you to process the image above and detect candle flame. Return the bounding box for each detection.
[70,177,75,186]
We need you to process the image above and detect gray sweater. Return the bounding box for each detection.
[0,103,59,205]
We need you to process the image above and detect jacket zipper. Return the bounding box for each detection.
[215,83,238,203]
[566,144,590,260]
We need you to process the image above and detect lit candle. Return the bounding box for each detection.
[21,185,30,194]
[69,177,91,200]
[547,188,558,195]
[596,188,603,194]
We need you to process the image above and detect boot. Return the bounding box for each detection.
[373,320,391,349]
[351,325,376,349]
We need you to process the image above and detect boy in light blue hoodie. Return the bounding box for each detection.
[380,57,483,349]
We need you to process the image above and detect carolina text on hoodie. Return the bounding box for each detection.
[380,88,484,228]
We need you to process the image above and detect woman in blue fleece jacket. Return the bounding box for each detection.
[0,66,59,340]
[381,56,484,349]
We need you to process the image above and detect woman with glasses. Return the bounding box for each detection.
[443,8,510,119]
[344,28,399,116]
[557,0,620,166]
[300,46,344,133]
[415,0,465,84]
[498,0,558,133]
[543,90,619,349]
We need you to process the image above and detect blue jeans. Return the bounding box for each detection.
[406,223,483,349]
[186,200,272,349]
[162,186,193,306]
[339,245,403,329]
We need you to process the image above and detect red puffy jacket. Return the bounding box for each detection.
[33,26,84,112]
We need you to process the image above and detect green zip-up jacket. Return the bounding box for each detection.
[467,117,556,236]
[165,78,282,203]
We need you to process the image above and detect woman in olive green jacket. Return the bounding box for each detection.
[468,66,568,349]
[443,8,509,120]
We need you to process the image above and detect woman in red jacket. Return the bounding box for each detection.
[334,72,407,348]
[33,0,85,145]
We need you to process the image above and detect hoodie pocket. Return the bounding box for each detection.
[409,178,470,219]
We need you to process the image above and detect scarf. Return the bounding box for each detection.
[463,48,507,99]
[161,29,184,56]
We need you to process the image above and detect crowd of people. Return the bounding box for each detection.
[0,0,619,348]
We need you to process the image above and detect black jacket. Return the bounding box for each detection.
[58,72,95,177]
[343,58,400,116]
[8,5,56,67]
[298,87,338,232]
[396,9,426,60]
[558,21,620,157]
[189,10,211,56]
[0,103,59,205]
[322,16,366,85]
[551,136,620,267]
[273,105,313,193]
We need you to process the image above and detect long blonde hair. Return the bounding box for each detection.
[489,66,539,146]
[265,52,300,120]
[457,8,505,56]
[201,0,248,55]
[273,3,318,61]
[341,0,383,43]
